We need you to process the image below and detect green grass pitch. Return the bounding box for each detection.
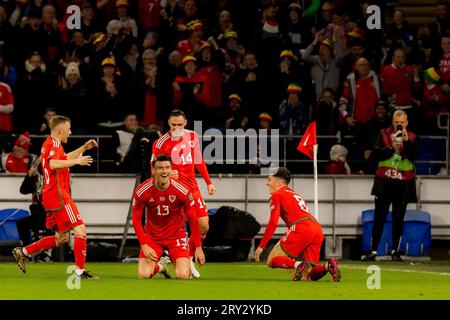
[1,261,449,300]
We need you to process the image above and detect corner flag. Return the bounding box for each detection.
[297,121,316,159]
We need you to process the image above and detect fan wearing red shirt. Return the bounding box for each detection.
[151,109,216,278]
[254,167,341,282]
[133,154,205,279]
[12,116,98,279]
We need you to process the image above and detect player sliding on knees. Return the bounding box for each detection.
[151,109,215,278]
[254,167,341,282]
[12,115,99,279]
[132,154,205,280]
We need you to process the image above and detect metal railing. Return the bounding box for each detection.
[12,116,448,175]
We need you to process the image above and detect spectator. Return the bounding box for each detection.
[340,57,382,131]
[1,131,37,173]
[177,19,205,57]
[80,3,103,41]
[106,0,138,38]
[138,0,161,32]
[139,60,159,127]
[315,1,334,31]
[0,49,17,89]
[41,5,62,69]
[363,110,420,261]
[230,52,265,123]
[15,52,51,132]
[159,0,182,49]
[224,93,249,130]
[325,7,355,52]
[279,83,308,135]
[324,144,351,175]
[56,62,90,133]
[258,112,272,130]
[172,55,204,121]
[0,79,14,134]
[430,33,450,101]
[285,2,312,51]
[213,9,235,41]
[93,56,125,129]
[386,9,417,49]
[222,30,244,77]
[175,0,202,39]
[381,47,420,129]
[421,67,446,134]
[427,1,450,44]
[32,107,56,135]
[15,9,46,66]
[60,30,90,67]
[196,39,225,129]
[340,37,366,84]
[359,100,391,174]
[314,87,340,135]
[302,31,345,99]
[113,112,138,168]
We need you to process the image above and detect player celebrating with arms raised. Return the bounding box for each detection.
[132,154,205,280]
[254,167,341,282]
[152,109,215,278]
[13,115,98,279]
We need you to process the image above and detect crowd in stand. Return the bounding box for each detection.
[0,0,449,175]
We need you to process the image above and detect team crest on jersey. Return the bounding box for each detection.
[160,197,165,201]
[169,195,176,202]
[49,150,55,156]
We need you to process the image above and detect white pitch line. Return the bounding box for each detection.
[343,264,450,276]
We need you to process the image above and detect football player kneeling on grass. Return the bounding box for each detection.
[254,167,341,282]
[132,154,205,279]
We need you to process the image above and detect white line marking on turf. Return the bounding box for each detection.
[343,265,450,276]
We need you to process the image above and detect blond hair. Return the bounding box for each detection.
[49,115,71,131]
[392,109,407,119]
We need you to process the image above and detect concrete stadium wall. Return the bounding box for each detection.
[1,174,449,239]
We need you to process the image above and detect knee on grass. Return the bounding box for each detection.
[175,269,190,280]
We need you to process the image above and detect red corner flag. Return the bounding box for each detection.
[297,121,317,159]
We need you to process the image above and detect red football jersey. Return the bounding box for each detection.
[151,130,211,191]
[138,0,161,30]
[0,82,14,132]
[132,178,200,246]
[40,136,71,211]
[259,186,318,249]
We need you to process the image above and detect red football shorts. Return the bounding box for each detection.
[191,188,208,218]
[45,199,84,233]
[139,232,190,262]
[280,219,324,265]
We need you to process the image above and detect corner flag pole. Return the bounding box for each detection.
[313,144,319,221]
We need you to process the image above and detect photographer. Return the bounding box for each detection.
[363,110,420,261]
[120,124,161,181]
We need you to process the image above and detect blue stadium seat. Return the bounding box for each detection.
[361,209,393,255]
[399,210,431,256]
[0,208,30,244]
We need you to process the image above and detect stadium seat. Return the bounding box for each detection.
[0,208,30,247]
[399,210,431,256]
[361,209,393,255]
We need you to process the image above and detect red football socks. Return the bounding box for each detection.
[151,263,160,278]
[270,256,296,269]
[74,235,87,272]
[23,236,57,256]
[308,264,328,281]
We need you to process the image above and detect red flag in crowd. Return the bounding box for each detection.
[297,122,317,159]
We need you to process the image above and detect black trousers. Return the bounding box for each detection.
[371,196,408,253]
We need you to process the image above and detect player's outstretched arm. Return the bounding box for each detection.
[185,200,205,265]
[49,155,93,169]
[67,139,98,160]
